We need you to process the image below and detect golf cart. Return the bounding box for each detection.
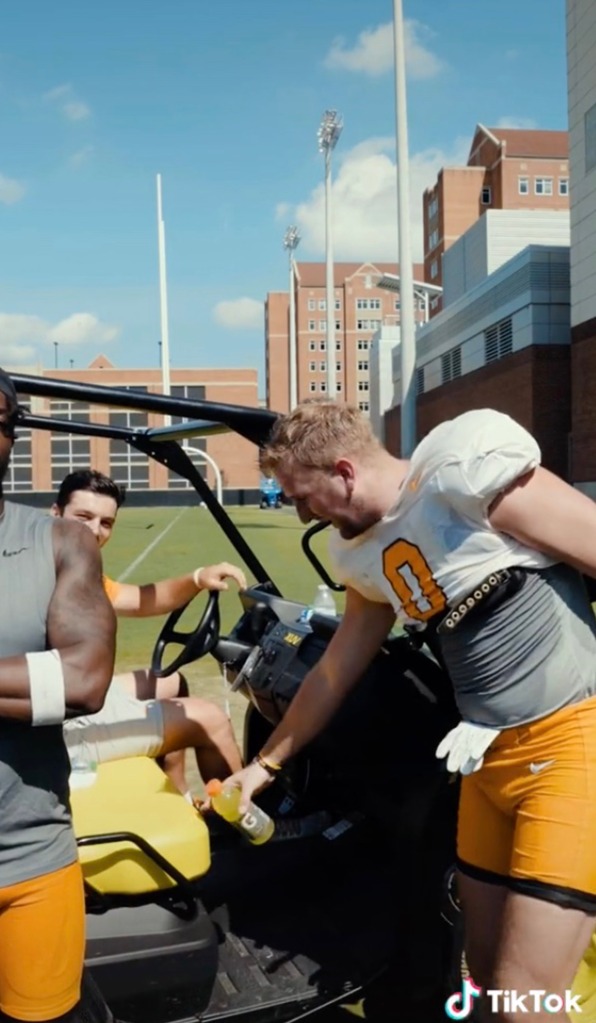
[259,476,283,509]
[12,374,466,1023]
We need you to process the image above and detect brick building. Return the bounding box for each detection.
[265,261,424,414]
[385,243,572,478]
[6,356,261,499]
[423,125,569,313]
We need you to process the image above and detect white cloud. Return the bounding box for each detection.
[0,312,119,352]
[0,343,36,365]
[69,145,94,167]
[0,174,26,205]
[494,116,538,130]
[43,83,91,121]
[63,101,91,122]
[48,313,119,346]
[0,314,48,344]
[277,135,470,263]
[43,83,72,103]
[324,20,444,79]
[212,298,263,330]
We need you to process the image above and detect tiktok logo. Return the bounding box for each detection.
[444,978,482,1019]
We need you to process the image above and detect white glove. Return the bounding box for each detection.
[435,721,501,775]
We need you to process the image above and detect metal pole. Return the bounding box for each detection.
[156,173,171,425]
[324,146,336,400]
[393,0,416,455]
[53,342,58,369]
[283,226,300,410]
[288,254,297,408]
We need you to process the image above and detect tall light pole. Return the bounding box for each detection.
[53,341,59,369]
[393,0,416,455]
[283,225,301,409]
[156,173,171,424]
[317,109,343,401]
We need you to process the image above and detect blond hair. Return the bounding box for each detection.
[261,401,380,475]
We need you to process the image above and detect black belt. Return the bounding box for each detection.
[437,567,527,635]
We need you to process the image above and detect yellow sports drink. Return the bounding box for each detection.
[205,780,275,845]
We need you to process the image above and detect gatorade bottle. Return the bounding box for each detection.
[205,780,275,845]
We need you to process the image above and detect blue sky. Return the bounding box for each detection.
[0,0,568,391]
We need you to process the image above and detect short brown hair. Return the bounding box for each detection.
[261,401,380,475]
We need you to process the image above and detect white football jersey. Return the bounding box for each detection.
[328,409,554,625]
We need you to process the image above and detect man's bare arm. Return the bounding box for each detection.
[113,562,247,617]
[261,588,396,765]
[220,587,396,808]
[0,519,116,720]
[489,465,596,576]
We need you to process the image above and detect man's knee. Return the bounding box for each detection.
[187,697,232,738]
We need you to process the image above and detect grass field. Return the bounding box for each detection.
[103,504,342,794]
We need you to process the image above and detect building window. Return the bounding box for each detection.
[535,177,553,196]
[309,340,316,351]
[308,299,315,311]
[50,400,91,489]
[429,228,439,250]
[358,381,369,392]
[336,362,341,372]
[559,177,569,196]
[320,362,326,372]
[318,320,326,331]
[320,382,327,393]
[357,298,368,310]
[309,361,316,371]
[309,320,316,331]
[319,340,326,351]
[336,382,342,392]
[309,382,317,393]
[335,320,341,331]
[585,102,596,174]
[4,397,32,492]
[481,186,491,205]
[318,299,326,311]
[394,297,401,310]
[415,367,425,396]
[358,401,370,412]
[430,260,438,280]
[484,318,513,363]
[357,340,369,351]
[428,197,438,219]
[441,347,462,384]
[335,341,341,351]
[370,298,381,310]
[109,407,149,490]
[162,385,208,490]
[518,176,529,195]
[358,360,369,372]
[335,299,341,310]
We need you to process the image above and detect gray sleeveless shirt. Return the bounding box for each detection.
[0,501,77,885]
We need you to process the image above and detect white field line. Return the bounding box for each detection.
[117,508,189,582]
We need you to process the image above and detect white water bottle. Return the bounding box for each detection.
[311,583,337,617]
[68,740,98,790]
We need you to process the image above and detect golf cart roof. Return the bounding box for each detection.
[11,373,279,448]
[10,372,282,593]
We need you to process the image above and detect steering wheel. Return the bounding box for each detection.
[151,590,221,678]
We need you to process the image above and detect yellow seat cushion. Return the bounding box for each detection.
[71,758,210,896]
[571,930,596,1022]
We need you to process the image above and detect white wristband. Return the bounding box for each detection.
[192,567,204,590]
[26,649,66,726]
